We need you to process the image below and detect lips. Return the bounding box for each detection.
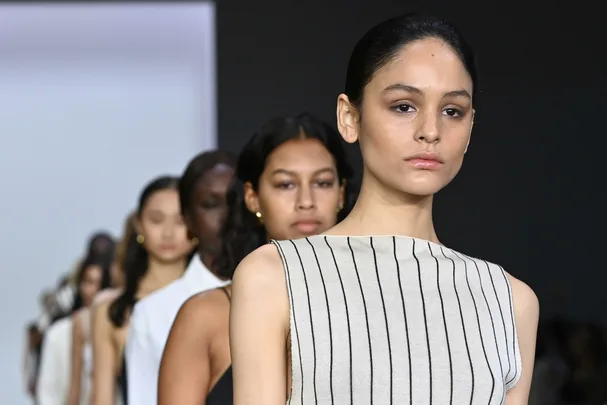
[406,158,442,169]
[292,220,321,234]
[404,152,444,169]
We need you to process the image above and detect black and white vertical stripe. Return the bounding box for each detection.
[272,235,521,405]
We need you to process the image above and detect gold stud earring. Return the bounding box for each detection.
[255,211,264,224]
[191,237,199,246]
[136,234,144,244]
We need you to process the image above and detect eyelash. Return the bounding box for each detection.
[392,103,463,118]
[276,180,335,189]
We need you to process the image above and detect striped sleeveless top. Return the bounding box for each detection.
[271,235,521,405]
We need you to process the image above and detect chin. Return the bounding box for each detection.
[396,181,449,198]
[154,252,186,263]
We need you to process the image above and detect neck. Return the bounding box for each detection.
[197,248,216,273]
[338,171,439,243]
[140,257,186,294]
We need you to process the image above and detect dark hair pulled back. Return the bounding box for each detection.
[345,12,478,111]
[214,112,357,280]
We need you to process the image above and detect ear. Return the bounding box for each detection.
[336,94,360,144]
[464,109,475,154]
[133,217,143,235]
[243,182,260,214]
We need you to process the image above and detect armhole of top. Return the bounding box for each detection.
[502,268,523,391]
[219,286,231,302]
[269,240,295,402]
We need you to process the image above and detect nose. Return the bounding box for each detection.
[296,184,315,211]
[162,223,176,240]
[414,110,440,143]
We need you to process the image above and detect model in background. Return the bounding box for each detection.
[126,150,237,405]
[158,112,357,405]
[90,176,194,405]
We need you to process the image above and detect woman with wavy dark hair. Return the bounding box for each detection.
[91,176,195,405]
[158,112,358,405]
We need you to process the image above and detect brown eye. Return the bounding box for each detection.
[443,108,462,117]
[316,180,335,188]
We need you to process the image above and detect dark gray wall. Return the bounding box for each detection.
[216,0,602,321]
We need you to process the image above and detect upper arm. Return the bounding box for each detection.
[90,302,116,405]
[158,294,216,405]
[67,316,84,405]
[125,303,154,405]
[505,275,540,405]
[230,244,290,405]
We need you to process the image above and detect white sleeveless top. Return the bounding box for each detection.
[272,235,522,405]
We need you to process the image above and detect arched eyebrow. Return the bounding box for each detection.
[382,83,471,100]
[270,167,335,177]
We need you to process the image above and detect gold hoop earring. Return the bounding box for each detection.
[336,204,343,213]
[136,234,144,244]
[191,237,199,246]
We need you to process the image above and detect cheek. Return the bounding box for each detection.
[257,191,287,217]
[196,210,224,232]
[193,209,210,228]
[141,223,160,240]
[360,117,404,159]
[445,130,471,160]
[175,224,190,243]
[319,190,341,221]
[81,283,94,296]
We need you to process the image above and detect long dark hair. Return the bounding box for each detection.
[214,112,357,280]
[108,175,180,327]
[70,254,112,313]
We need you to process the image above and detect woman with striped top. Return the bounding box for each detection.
[229,12,539,405]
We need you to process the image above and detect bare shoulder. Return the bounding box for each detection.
[505,272,539,319]
[92,298,113,328]
[93,299,111,317]
[232,243,285,292]
[176,288,231,327]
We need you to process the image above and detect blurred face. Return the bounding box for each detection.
[138,189,192,263]
[338,38,474,197]
[244,137,344,240]
[187,164,234,254]
[79,265,102,307]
